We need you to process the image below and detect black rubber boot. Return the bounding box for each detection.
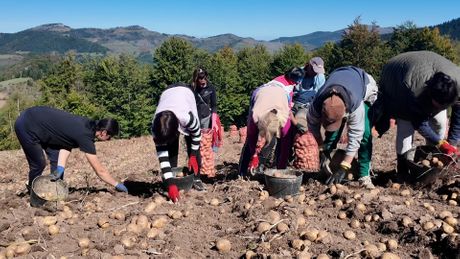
[396,154,411,183]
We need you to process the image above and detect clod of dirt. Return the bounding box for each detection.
[296,216,306,227]
[400,190,411,197]
[438,210,453,219]
[303,208,314,216]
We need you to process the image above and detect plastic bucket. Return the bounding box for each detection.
[264,169,303,198]
[30,175,69,207]
[166,167,194,192]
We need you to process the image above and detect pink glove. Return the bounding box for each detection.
[168,184,180,203]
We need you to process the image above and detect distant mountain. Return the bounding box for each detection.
[270,26,394,49]
[0,19,458,57]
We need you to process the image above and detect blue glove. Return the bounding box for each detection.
[115,183,128,193]
[50,166,65,181]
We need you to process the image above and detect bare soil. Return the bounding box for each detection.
[0,129,459,258]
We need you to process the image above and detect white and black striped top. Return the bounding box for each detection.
[154,86,201,180]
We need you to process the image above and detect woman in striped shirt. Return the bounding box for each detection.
[152,83,203,203]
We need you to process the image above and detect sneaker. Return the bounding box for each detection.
[358,176,375,189]
[193,179,207,191]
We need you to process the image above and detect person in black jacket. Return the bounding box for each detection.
[14,106,127,194]
[192,68,219,132]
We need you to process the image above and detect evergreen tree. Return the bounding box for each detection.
[207,47,244,126]
[271,44,309,77]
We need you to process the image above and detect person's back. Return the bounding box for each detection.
[23,106,95,153]
[380,51,460,121]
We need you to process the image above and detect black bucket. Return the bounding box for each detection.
[264,169,303,198]
[165,167,194,192]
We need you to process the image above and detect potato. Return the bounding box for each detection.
[444,216,457,226]
[144,202,157,214]
[303,208,314,216]
[448,200,457,206]
[97,217,110,229]
[442,223,455,234]
[267,210,280,224]
[363,244,380,258]
[436,161,444,168]
[317,254,329,259]
[210,198,220,206]
[439,210,453,219]
[216,239,231,253]
[391,183,401,190]
[356,203,366,212]
[151,217,168,229]
[387,239,398,250]
[5,246,15,258]
[373,214,381,222]
[245,250,257,259]
[329,185,337,194]
[43,216,58,226]
[422,221,434,231]
[402,216,413,227]
[78,237,91,248]
[316,230,328,242]
[48,225,60,235]
[276,222,289,233]
[121,235,136,248]
[338,211,347,219]
[273,172,282,178]
[343,230,356,240]
[136,215,150,229]
[334,199,343,207]
[110,211,125,221]
[147,228,161,239]
[421,159,431,167]
[400,190,410,197]
[244,203,252,210]
[296,216,306,227]
[14,243,31,256]
[302,229,319,242]
[291,239,304,250]
[350,219,360,229]
[153,196,166,205]
[257,222,271,233]
[381,252,400,259]
[127,223,142,234]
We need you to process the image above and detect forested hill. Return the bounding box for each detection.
[434,17,460,41]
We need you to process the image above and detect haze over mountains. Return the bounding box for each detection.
[0,17,458,56]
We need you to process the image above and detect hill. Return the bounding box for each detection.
[433,17,460,41]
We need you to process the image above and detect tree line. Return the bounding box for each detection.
[0,19,458,150]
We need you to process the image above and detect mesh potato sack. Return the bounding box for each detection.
[200,129,216,177]
[293,131,319,172]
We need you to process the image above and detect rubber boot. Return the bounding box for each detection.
[396,154,411,183]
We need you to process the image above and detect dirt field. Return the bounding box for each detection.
[0,129,459,258]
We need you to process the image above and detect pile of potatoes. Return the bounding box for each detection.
[293,132,319,171]
[200,130,216,177]
[229,125,238,137]
[420,157,444,169]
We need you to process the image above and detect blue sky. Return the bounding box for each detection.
[1,0,459,40]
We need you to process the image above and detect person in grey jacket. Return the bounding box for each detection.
[308,66,378,188]
[375,51,460,180]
